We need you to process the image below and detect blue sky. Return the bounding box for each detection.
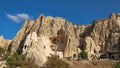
[0,0,120,39]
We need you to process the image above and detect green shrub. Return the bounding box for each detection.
[6,52,39,68]
[114,61,120,68]
[78,51,88,60]
[6,53,28,68]
[0,47,9,60]
[46,54,70,68]
[0,47,5,56]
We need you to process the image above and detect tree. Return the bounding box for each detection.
[78,51,88,60]
[46,54,70,68]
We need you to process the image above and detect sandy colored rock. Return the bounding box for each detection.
[6,13,120,67]
[0,36,11,50]
[0,60,7,68]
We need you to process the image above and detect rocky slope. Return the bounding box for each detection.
[3,13,120,67]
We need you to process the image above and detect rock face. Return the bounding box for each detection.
[79,13,120,59]
[0,36,11,49]
[7,13,120,67]
[0,36,11,68]
[0,61,7,68]
[23,32,54,67]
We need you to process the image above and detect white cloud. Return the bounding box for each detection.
[17,13,32,20]
[6,14,20,23]
[6,13,32,23]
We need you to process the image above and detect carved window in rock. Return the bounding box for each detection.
[73,54,77,58]
[44,46,46,49]
[111,55,114,59]
[24,45,27,49]
[94,50,97,53]
[99,50,102,53]
[69,39,70,42]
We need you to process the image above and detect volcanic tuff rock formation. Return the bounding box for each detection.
[0,36,11,50]
[4,13,120,66]
[0,36,11,68]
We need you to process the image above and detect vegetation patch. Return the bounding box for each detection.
[0,47,5,56]
[6,52,39,68]
[113,61,120,68]
[46,54,70,68]
[78,51,88,60]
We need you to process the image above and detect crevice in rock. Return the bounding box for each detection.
[79,24,94,38]
[79,38,86,51]
[37,14,44,37]
[16,30,31,54]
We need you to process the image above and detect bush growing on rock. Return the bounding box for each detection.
[0,47,5,56]
[6,52,39,68]
[46,54,70,68]
[6,53,28,68]
[0,47,8,60]
[0,47,39,68]
[78,51,88,60]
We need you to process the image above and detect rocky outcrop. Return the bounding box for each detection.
[8,14,84,67]
[0,61,7,68]
[84,37,100,60]
[0,36,11,50]
[7,13,120,67]
[79,13,120,59]
[8,14,82,57]
[23,32,54,67]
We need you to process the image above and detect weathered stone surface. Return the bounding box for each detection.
[8,14,82,57]
[22,32,62,67]
[6,13,120,67]
[22,32,65,66]
[0,36,11,50]
[0,61,7,68]
[83,37,100,60]
[79,13,120,60]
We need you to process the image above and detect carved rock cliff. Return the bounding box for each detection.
[7,13,120,66]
